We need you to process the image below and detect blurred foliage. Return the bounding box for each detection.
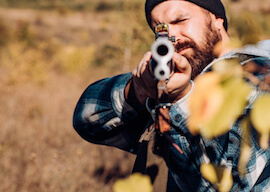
[0,18,9,46]
[188,56,270,191]
[226,6,270,41]
[200,163,233,192]
[0,0,269,82]
[251,94,270,149]
[113,173,153,192]
[189,59,253,139]
[0,0,269,86]
[0,0,141,12]
[228,11,267,44]
[0,0,153,85]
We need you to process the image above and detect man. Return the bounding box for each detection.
[73,0,270,191]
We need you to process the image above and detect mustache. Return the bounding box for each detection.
[174,40,197,53]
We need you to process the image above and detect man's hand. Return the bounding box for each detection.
[126,52,192,105]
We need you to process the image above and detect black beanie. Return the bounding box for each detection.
[145,0,228,31]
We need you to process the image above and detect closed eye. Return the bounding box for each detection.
[171,19,188,24]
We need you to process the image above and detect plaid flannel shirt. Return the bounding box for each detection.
[73,40,270,191]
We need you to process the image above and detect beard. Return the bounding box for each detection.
[174,20,222,80]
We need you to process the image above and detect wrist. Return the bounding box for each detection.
[125,79,145,111]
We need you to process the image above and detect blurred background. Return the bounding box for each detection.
[0,0,270,191]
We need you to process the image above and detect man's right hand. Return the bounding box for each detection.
[126,51,192,105]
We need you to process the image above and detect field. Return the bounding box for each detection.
[0,0,270,191]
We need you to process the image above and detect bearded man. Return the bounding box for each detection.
[73,0,270,191]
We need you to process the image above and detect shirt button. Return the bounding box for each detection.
[174,114,181,122]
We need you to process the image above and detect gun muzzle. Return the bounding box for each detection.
[151,37,175,81]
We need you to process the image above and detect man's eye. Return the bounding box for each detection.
[171,19,187,24]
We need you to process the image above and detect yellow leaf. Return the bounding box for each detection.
[214,38,242,57]
[200,163,233,192]
[217,167,233,192]
[188,58,252,139]
[238,117,252,175]
[212,58,243,75]
[250,94,270,149]
[238,144,252,175]
[188,72,224,135]
[202,76,251,139]
[259,133,270,150]
[200,163,218,184]
[113,173,153,192]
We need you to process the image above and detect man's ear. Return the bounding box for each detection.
[209,12,224,30]
[214,16,224,30]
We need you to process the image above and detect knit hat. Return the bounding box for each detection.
[145,0,228,31]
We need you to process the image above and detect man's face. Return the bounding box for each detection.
[151,0,222,79]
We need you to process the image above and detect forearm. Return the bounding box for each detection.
[73,73,151,153]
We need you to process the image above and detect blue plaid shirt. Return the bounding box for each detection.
[73,40,270,191]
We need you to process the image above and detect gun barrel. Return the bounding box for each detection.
[151,37,174,81]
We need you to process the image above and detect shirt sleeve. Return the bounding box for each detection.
[73,73,152,153]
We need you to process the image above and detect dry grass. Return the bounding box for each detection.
[0,63,136,192]
[0,0,270,192]
[0,3,141,191]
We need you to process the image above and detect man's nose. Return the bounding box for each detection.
[168,25,181,41]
